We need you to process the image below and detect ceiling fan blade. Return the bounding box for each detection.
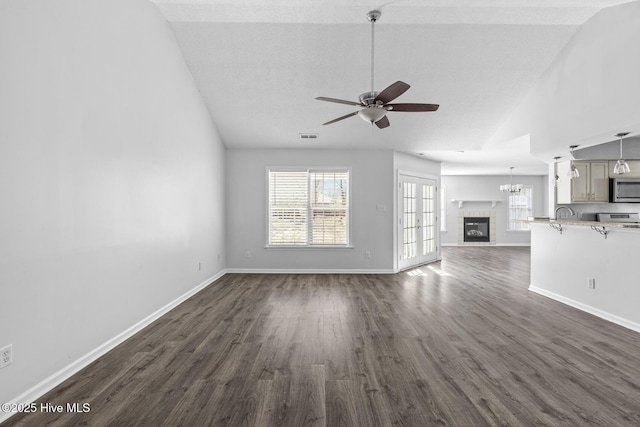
[322,111,359,125]
[315,97,362,107]
[374,81,410,104]
[375,115,390,129]
[386,103,439,112]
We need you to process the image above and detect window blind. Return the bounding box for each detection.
[310,171,349,245]
[269,171,308,245]
[268,169,349,246]
[508,185,533,231]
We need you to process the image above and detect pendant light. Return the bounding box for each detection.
[552,156,562,187]
[613,132,631,174]
[568,145,580,179]
[500,167,523,193]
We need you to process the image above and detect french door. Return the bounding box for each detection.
[398,174,438,270]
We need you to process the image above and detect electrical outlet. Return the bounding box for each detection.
[365,251,371,259]
[588,278,596,289]
[198,262,202,271]
[0,344,12,369]
[245,251,251,258]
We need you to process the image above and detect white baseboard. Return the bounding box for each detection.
[441,243,530,247]
[529,285,640,334]
[0,270,227,424]
[225,268,395,274]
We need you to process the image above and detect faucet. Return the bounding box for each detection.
[554,206,575,220]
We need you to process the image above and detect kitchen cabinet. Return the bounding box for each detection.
[556,161,609,203]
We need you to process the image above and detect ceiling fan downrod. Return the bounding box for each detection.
[367,10,381,98]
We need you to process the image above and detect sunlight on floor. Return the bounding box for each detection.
[405,265,452,277]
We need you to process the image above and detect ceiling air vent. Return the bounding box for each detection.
[299,133,319,140]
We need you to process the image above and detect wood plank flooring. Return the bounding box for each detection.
[4,247,640,426]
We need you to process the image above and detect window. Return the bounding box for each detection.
[508,185,533,231]
[268,169,349,246]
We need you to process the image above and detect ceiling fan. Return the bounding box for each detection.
[315,9,439,129]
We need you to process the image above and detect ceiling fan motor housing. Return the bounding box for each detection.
[359,91,380,106]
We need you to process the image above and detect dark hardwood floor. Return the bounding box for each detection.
[5,247,640,426]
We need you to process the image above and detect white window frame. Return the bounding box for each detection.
[267,167,351,248]
[507,185,533,231]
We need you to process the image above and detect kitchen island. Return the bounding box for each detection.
[527,218,640,333]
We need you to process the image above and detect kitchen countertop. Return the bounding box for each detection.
[523,217,640,229]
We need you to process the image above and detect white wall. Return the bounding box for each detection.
[226,149,395,271]
[0,0,226,406]
[440,175,548,245]
[394,152,441,178]
[492,1,640,159]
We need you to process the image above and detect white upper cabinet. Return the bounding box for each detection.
[556,161,609,203]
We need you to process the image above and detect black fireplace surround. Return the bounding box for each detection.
[464,217,490,242]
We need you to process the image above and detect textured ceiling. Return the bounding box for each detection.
[152,0,634,174]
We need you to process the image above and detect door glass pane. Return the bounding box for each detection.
[403,182,417,259]
[422,183,435,255]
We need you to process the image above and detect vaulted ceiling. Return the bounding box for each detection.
[152,0,634,174]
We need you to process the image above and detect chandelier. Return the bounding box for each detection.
[500,167,523,193]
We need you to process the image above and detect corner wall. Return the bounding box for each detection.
[393,152,442,268]
[0,0,226,407]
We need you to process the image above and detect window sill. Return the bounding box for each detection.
[265,245,354,250]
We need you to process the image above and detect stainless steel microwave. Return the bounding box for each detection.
[610,178,640,203]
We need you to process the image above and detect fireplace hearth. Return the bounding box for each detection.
[464,217,490,242]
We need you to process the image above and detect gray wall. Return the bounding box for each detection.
[0,0,226,405]
[226,149,396,271]
[441,175,548,245]
[555,201,640,220]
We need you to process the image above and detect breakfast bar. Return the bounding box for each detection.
[527,217,640,333]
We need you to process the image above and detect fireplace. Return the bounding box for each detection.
[464,217,490,242]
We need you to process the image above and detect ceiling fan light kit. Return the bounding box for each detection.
[315,9,438,129]
[358,106,387,124]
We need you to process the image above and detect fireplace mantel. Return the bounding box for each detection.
[451,199,502,209]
